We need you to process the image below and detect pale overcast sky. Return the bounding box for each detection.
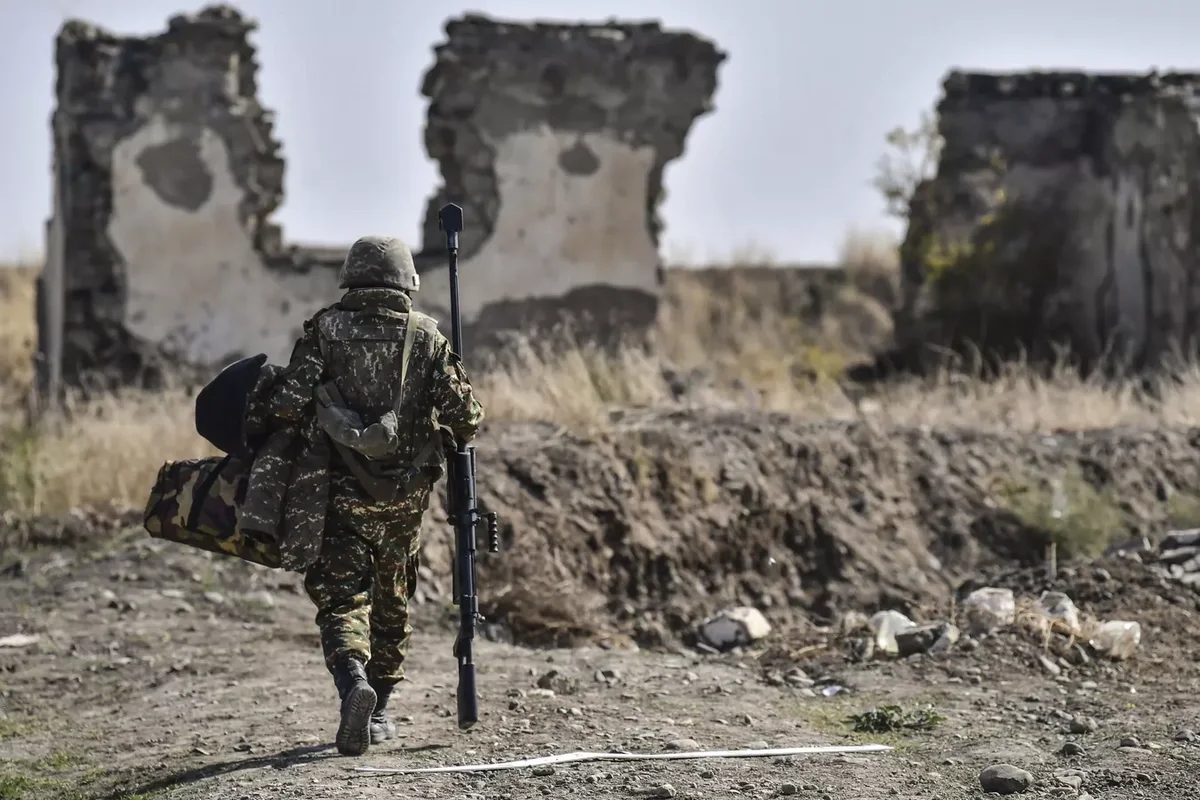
[1,0,1197,263]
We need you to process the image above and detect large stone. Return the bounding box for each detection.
[897,71,1200,372]
[979,764,1034,795]
[38,5,725,393]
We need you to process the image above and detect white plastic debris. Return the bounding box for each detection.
[962,588,1016,635]
[698,607,771,651]
[351,743,893,776]
[1089,621,1141,660]
[1036,591,1082,635]
[868,610,915,656]
[0,634,40,648]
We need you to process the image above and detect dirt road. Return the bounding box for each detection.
[2,526,1199,800]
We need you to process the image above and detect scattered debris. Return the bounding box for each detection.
[1088,621,1141,660]
[895,621,959,656]
[963,587,1016,634]
[1035,592,1082,636]
[868,610,915,656]
[698,607,772,652]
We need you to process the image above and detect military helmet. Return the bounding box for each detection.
[338,236,420,292]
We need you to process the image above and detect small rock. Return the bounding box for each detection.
[698,607,771,652]
[537,669,578,695]
[739,713,754,726]
[1059,742,1085,756]
[1173,729,1196,742]
[1054,773,1083,791]
[778,784,799,796]
[1119,737,1142,749]
[160,588,186,599]
[1069,716,1098,734]
[979,764,1034,795]
[1038,655,1062,676]
[640,783,675,799]
[531,766,555,776]
[746,740,769,749]
[698,770,715,779]
[594,668,621,685]
[665,739,700,751]
[203,591,225,605]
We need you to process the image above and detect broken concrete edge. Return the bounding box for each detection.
[938,69,1200,103]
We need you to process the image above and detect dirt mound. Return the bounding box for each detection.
[6,410,1200,652]
[414,411,1200,647]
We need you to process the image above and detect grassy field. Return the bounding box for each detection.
[3,234,1200,517]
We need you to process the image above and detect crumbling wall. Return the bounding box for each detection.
[41,5,343,393]
[897,71,1200,371]
[41,6,725,392]
[412,15,725,351]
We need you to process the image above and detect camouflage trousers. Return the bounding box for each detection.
[303,473,432,683]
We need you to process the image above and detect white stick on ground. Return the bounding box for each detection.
[351,743,893,776]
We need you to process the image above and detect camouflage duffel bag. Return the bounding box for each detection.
[143,454,282,569]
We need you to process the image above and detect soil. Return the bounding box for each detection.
[3,413,1200,799]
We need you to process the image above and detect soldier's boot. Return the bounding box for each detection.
[368,677,399,744]
[331,658,377,757]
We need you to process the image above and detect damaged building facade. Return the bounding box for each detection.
[897,71,1200,371]
[39,5,724,392]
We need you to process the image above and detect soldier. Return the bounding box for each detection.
[261,236,484,756]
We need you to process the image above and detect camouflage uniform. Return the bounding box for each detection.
[261,236,483,756]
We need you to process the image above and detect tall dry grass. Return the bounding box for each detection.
[4,237,1200,516]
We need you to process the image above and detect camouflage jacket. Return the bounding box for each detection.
[257,287,484,504]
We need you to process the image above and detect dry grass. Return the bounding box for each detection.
[4,239,1200,516]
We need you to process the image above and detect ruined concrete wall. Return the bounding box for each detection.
[897,71,1200,371]
[412,15,725,352]
[42,7,725,389]
[42,5,343,391]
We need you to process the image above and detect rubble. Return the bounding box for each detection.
[868,610,915,656]
[697,607,772,652]
[894,621,959,656]
[962,587,1016,634]
[1114,528,1200,588]
[1088,620,1142,660]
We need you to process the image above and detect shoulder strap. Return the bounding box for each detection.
[394,311,419,414]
